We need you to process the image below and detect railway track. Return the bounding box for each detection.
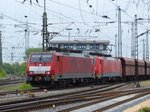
[93,91,150,112]
[59,89,150,112]
[0,80,23,86]
[0,83,114,105]
[0,83,131,112]
[0,83,111,96]
[0,88,41,96]
[0,79,24,86]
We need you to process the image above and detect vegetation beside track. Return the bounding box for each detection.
[3,62,27,76]
[0,69,6,79]
[17,83,32,90]
[139,107,150,112]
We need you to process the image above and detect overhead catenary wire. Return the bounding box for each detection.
[14,0,133,45]
[78,0,87,25]
[107,0,150,30]
[48,0,113,20]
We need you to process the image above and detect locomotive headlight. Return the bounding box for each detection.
[46,71,50,74]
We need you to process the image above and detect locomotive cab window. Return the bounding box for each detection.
[31,53,52,62]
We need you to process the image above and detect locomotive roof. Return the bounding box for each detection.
[60,52,92,58]
[49,40,110,44]
[30,52,51,54]
[30,52,92,58]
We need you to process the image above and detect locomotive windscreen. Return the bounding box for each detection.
[31,53,52,62]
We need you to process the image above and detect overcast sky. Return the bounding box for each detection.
[0,0,150,63]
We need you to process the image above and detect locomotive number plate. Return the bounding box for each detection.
[34,71,45,74]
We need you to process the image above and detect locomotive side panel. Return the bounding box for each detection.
[102,59,122,77]
[55,55,95,80]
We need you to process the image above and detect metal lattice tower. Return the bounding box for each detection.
[134,14,140,87]
[131,22,135,58]
[115,34,117,57]
[141,39,145,60]
[42,0,49,52]
[0,31,2,69]
[24,20,29,50]
[134,15,138,59]
[146,30,149,60]
[11,47,15,64]
[15,16,37,50]
[118,7,122,57]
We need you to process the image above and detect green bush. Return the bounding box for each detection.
[0,69,6,79]
[139,107,150,112]
[17,83,32,90]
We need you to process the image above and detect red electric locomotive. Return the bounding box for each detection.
[95,56,122,82]
[26,52,95,87]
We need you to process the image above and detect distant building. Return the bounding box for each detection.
[49,40,110,54]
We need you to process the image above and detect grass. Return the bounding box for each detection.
[0,83,32,91]
[17,83,33,90]
[0,69,7,79]
[139,107,150,112]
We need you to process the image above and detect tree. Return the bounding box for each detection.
[3,62,27,76]
[3,63,14,74]
[12,62,20,75]
[0,68,6,78]
[20,62,27,75]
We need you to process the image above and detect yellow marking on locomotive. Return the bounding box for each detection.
[51,75,55,80]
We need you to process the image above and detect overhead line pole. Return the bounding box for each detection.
[118,7,122,57]
[133,15,150,87]
[141,39,145,60]
[115,34,117,57]
[134,15,138,60]
[11,47,15,64]
[146,30,149,60]
[131,22,135,58]
[0,31,2,69]
[134,14,140,87]
[42,0,49,52]
[134,29,150,87]
[24,16,29,50]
